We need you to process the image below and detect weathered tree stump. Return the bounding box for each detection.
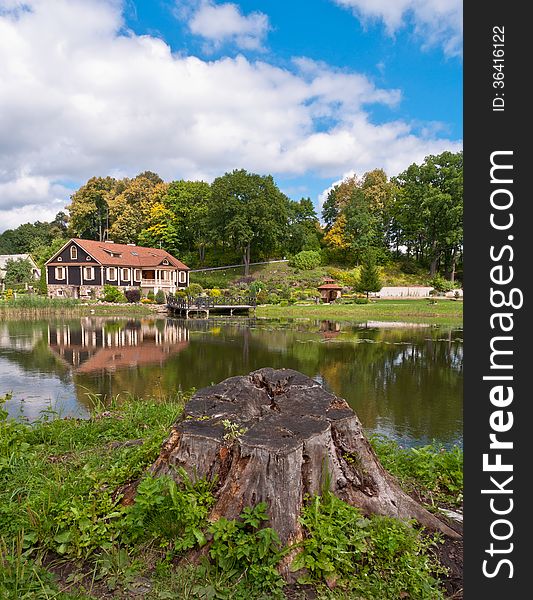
[150,368,460,554]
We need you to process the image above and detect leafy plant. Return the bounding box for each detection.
[102,285,126,303]
[288,250,322,271]
[293,490,446,599]
[207,502,285,598]
[124,288,141,303]
[155,289,166,304]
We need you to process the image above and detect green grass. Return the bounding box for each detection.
[256,298,463,326]
[0,297,153,317]
[0,393,462,599]
[189,259,441,291]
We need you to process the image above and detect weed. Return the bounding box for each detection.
[292,490,446,599]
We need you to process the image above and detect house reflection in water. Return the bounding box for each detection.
[48,317,189,373]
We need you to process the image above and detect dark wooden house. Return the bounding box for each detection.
[45,239,189,299]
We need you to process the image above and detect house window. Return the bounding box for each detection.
[107,267,117,281]
[134,269,142,281]
[55,266,65,280]
[179,271,187,284]
[56,289,64,297]
[162,259,169,265]
[57,257,62,262]
[121,268,130,280]
[84,266,94,280]
[70,246,78,260]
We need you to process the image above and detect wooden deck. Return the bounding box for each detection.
[167,295,256,318]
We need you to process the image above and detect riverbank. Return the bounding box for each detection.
[0,297,160,318]
[256,298,463,326]
[0,392,463,599]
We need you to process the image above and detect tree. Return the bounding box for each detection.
[3,258,34,287]
[209,170,288,276]
[108,175,167,244]
[285,198,321,255]
[67,176,120,240]
[357,253,382,298]
[321,175,359,230]
[393,152,463,277]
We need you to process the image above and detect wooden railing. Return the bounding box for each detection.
[167,295,257,309]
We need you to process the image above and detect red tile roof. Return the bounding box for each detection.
[49,239,189,269]
[318,283,342,289]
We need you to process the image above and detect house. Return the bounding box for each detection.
[0,253,40,290]
[45,239,190,299]
[317,277,342,303]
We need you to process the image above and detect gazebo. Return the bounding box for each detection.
[317,278,342,303]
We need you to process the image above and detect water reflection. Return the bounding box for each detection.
[0,317,462,446]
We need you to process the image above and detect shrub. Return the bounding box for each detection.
[429,274,455,293]
[140,298,154,304]
[355,297,369,304]
[288,250,322,271]
[102,285,126,303]
[124,288,141,303]
[185,283,203,298]
[155,290,166,304]
[268,293,280,304]
[147,290,155,301]
[256,289,269,304]
[207,288,222,298]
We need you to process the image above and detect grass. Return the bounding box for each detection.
[0,393,462,599]
[189,259,438,291]
[256,298,463,326]
[0,296,154,317]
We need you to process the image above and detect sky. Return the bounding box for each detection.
[0,0,462,232]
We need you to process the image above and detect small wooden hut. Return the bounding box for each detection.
[317,278,342,303]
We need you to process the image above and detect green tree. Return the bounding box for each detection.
[67,176,121,240]
[285,198,321,254]
[357,254,382,298]
[209,170,288,275]
[3,258,34,287]
[393,151,463,278]
[108,175,167,244]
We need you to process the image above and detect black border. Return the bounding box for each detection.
[464,2,531,595]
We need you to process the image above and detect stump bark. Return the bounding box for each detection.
[150,368,460,551]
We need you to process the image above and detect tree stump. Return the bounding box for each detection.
[150,368,460,555]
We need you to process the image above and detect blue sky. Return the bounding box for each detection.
[0,0,462,230]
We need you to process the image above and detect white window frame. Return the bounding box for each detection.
[55,266,65,280]
[70,245,78,260]
[107,267,117,281]
[121,268,130,281]
[178,271,187,284]
[84,266,94,280]
[56,289,64,297]
[134,269,142,281]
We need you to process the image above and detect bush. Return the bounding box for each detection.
[140,298,154,304]
[288,250,322,271]
[355,297,369,304]
[429,274,455,293]
[102,285,126,303]
[256,289,269,304]
[124,288,141,303]
[185,283,203,298]
[268,293,280,305]
[207,288,222,298]
[155,290,166,304]
[147,290,155,301]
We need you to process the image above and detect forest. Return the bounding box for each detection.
[0,150,462,284]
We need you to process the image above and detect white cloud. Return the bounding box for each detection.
[185,1,269,51]
[0,0,461,231]
[333,0,463,57]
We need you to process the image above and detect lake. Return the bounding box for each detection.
[0,316,462,447]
